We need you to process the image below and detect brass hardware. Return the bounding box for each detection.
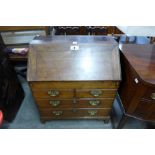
[89,100,100,106]
[88,110,97,116]
[52,111,63,116]
[73,98,76,104]
[90,90,102,97]
[49,100,60,107]
[151,93,155,100]
[48,90,60,97]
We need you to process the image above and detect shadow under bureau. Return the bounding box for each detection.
[27,35,121,123]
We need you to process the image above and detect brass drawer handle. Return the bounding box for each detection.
[52,111,63,116]
[90,90,102,97]
[48,90,60,97]
[49,100,60,107]
[151,93,155,100]
[88,110,97,116]
[89,100,100,106]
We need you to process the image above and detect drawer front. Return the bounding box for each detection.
[141,88,155,103]
[76,99,114,108]
[35,99,114,109]
[76,89,116,98]
[35,99,73,108]
[133,99,155,120]
[39,108,111,118]
[148,113,155,121]
[32,89,74,99]
[30,81,120,89]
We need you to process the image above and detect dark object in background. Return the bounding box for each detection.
[119,36,150,44]
[0,110,3,126]
[54,26,89,35]
[89,26,108,35]
[117,44,155,128]
[65,26,80,35]
[54,26,66,35]
[0,35,24,122]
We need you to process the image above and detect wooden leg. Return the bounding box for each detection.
[104,118,110,124]
[40,118,46,124]
[117,113,128,129]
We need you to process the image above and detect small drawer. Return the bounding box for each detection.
[76,89,116,98]
[32,89,74,99]
[75,108,111,117]
[35,99,73,108]
[76,99,114,108]
[39,108,111,119]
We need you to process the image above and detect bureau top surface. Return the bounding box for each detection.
[27,35,121,81]
[122,44,155,85]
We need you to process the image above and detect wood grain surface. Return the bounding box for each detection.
[27,35,121,81]
[122,44,155,85]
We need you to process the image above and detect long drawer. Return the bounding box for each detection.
[35,98,114,108]
[30,81,120,89]
[32,89,116,99]
[39,108,111,118]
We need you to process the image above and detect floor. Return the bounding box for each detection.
[1,31,154,129]
[2,76,113,129]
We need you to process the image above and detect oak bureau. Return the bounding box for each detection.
[27,35,121,123]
